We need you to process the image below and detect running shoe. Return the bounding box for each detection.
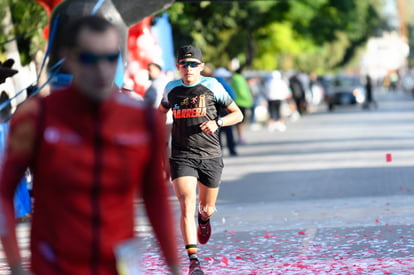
[197,213,211,244]
[188,259,204,275]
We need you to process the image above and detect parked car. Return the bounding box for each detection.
[325,75,365,111]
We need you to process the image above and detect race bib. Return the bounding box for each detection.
[114,238,143,275]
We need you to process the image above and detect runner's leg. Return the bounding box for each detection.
[172,176,198,245]
[198,182,219,221]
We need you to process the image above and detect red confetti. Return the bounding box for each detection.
[222,256,229,265]
[386,153,392,162]
[298,231,305,235]
[264,232,277,238]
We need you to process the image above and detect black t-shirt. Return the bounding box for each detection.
[162,76,233,159]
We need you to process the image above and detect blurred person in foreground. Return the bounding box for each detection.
[0,15,180,275]
[159,45,243,274]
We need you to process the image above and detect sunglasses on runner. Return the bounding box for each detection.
[178,61,202,68]
[77,51,120,65]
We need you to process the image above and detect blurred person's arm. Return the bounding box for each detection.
[0,99,40,275]
[158,83,171,115]
[158,103,169,114]
[157,104,171,178]
[141,109,180,275]
[144,85,157,108]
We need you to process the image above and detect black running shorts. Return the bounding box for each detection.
[169,157,224,188]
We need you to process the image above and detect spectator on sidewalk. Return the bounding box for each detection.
[202,65,238,156]
[144,62,173,149]
[289,72,307,114]
[144,62,167,108]
[231,66,253,144]
[264,71,291,132]
[362,74,377,110]
[246,76,265,130]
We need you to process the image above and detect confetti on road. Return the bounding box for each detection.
[2,223,414,274]
[137,224,414,274]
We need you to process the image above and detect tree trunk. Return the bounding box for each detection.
[1,3,22,69]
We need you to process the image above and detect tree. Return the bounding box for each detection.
[163,0,388,73]
[0,0,389,74]
[0,0,48,66]
[165,1,288,69]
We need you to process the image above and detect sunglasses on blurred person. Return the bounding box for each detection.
[178,61,202,69]
[75,50,120,65]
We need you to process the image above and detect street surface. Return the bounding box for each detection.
[1,88,414,274]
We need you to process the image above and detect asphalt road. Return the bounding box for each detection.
[1,88,414,274]
[138,88,414,274]
[210,89,414,274]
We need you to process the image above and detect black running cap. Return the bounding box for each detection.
[177,45,203,62]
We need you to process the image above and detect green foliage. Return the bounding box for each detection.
[163,0,388,73]
[254,22,306,70]
[0,0,389,73]
[0,0,48,65]
[164,1,285,68]
[401,0,414,65]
